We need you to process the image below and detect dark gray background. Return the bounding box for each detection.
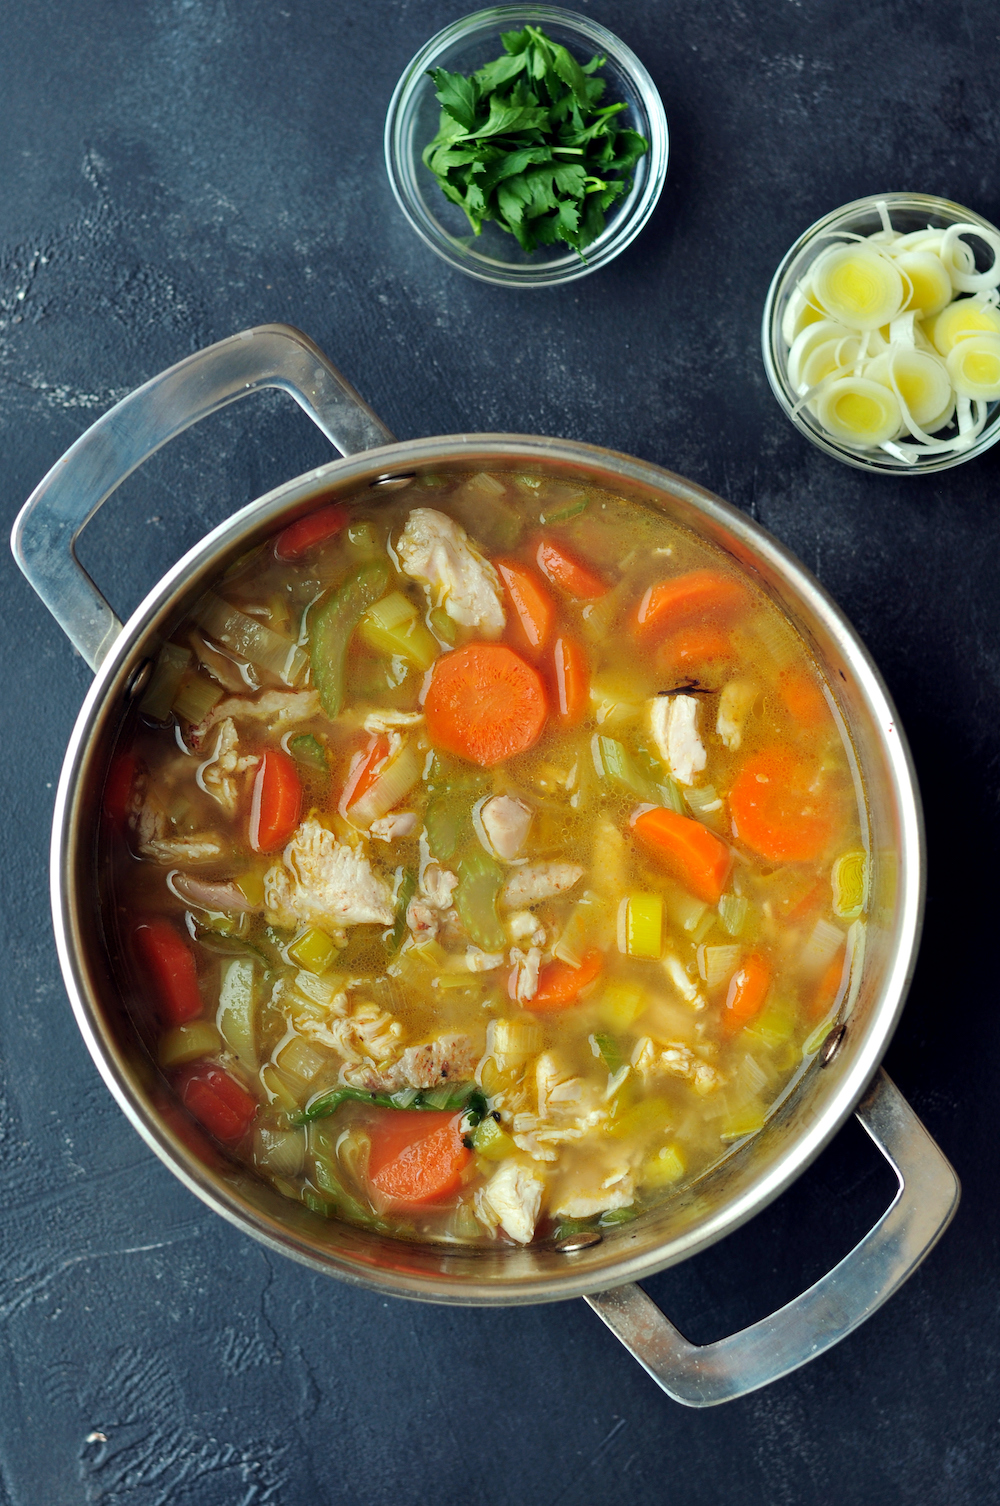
[2,1,997,1502]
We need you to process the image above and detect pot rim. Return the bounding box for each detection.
[51,433,924,1305]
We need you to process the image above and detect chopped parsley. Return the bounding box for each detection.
[421,24,649,257]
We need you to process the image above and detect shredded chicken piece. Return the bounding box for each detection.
[463,947,505,973]
[264,816,394,928]
[198,718,259,814]
[511,1053,607,1161]
[631,1036,727,1095]
[716,680,757,753]
[649,694,706,787]
[509,946,542,1003]
[553,1162,635,1220]
[344,1031,481,1093]
[405,853,459,939]
[188,689,321,750]
[297,991,404,1085]
[501,861,584,910]
[506,910,546,946]
[479,795,533,860]
[131,795,223,864]
[663,953,707,1011]
[477,1161,545,1244]
[396,508,505,637]
[369,812,418,843]
[362,709,425,734]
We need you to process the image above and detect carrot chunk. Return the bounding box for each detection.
[368,1111,470,1204]
[777,667,832,731]
[274,503,349,560]
[175,1062,258,1145]
[423,643,547,767]
[553,635,590,724]
[249,748,302,853]
[525,949,604,1012]
[634,569,746,643]
[728,747,835,864]
[496,558,556,651]
[722,953,772,1035]
[535,537,609,599]
[656,624,733,679]
[631,807,732,904]
[134,918,203,1027]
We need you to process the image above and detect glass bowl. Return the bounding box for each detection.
[384,5,668,288]
[762,192,1000,474]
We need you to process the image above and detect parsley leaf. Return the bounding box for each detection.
[420,24,648,257]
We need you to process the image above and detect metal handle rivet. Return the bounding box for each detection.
[124,659,153,701]
[819,1024,846,1067]
[370,474,416,491]
[553,1231,603,1253]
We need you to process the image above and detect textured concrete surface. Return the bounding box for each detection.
[1,1,998,1502]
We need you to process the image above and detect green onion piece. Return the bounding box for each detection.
[539,495,588,524]
[590,1032,624,1073]
[385,868,417,954]
[455,849,506,952]
[288,733,330,777]
[429,606,457,643]
[172,672,223,726]
[309,560,390,718]
[140,642,192,721]
[832,850,868,920]
[553,1217,600,1241]
[599,1206,638,1226]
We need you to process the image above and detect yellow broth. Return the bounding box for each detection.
[102,472,868,1247]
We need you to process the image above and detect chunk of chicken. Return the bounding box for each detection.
[509,946,542,1003]
[649,694,706,787]
[198,718,259,815]
[131,795,223,865]
[479,795,533,860]
[369,812,418,843]
[716,680,757,752]
[511,1053,608,1160]
[362,709,425,735]
[506,910,546,946]
[501,861,585,910]
[477,1160,545,1244]
[264,816,394,929]
[344,1031,481,1093]
[405,857,459,939]
[631,1036,726,1095]
[188,689,321,750]
[396,508,505,637]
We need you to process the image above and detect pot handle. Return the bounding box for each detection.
[10,323,395,671]
[584,1069,959,1407]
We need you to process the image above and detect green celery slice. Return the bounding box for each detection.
[309,560,390,718]
[455,849,506,952]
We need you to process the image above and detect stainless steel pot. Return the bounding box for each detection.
[12,324,959,1407]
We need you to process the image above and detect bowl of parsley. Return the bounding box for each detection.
[384,6,668,287]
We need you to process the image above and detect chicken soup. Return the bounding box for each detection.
[101,472,867,1247]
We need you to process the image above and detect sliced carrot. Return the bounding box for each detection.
[631,807,732,905]
[777,667,831,731]
[274,503,350,561]
[368,1110,470,1204]
[810,944,849,1021]
[553,635,590,724]
[633,569,746,644]
[525,949,604,1012]
[249,748,302,853]
[729,747,835,864]
[535,537,609,599]
[134,918,203,1027]
[722,953,772,1036]
[338,733,389,817]
[175,1062,258,1145]
[496,558,556,652]
[656,624,733,679]
[423,643,547,767]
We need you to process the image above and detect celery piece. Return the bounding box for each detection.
[539,494,588,525]
[172,672,223,726]
[697,943,742,988]
[344,521,381,559]
[309,560,390,718]
[718,893,749,937]
[490,1017,543,1062]
[590,1032,624,1073]
[553,1217,600,1241]
[260,1063,302,1112]
[140,643,192,721]
[287,927,338,975]
[598,981,646,1030]
[424,791,467,862]
[620,894,663,959]
[641,1143,686,1188]
[593,735,659,802]
[385,868,416,954]
[832,850,868,920]
[216,958,257,1073]
[455,849,506,952]
[197,593,308,686]
[359,591,438,671]
[429,607,457,643]
[289,733,330,778]
[720,1101,766,1142]
[605,1095,673,1142]
[158,1020,222,1068]
[744,996,797,1049]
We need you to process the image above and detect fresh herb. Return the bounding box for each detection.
[422,25,648,256]
[295,1080,486,1126]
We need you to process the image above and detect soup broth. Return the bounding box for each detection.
[102,472,867,1247]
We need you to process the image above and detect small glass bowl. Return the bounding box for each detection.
[762,192,1000,474]
[384,5,668,288]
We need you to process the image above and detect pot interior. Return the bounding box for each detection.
[57,437,922,1304]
